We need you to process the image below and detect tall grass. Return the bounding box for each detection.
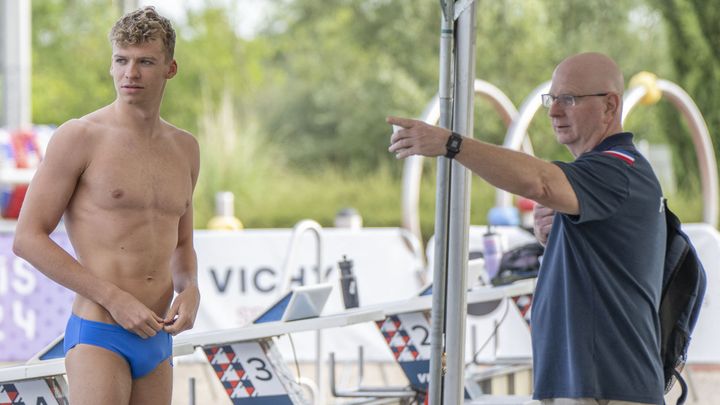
[196,158,499,242]
[193,91,284,227]
[191,93,500,239]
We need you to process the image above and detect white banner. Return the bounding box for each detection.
[192,227,426,361]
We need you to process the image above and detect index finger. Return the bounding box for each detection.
[147,315,164,332]
[137,323,157,339]
[163,317,185,335]
[386,116,417,129]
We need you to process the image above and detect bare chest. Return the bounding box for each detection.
[78,137,192,216]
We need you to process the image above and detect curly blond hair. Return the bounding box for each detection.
[109,6,176,60]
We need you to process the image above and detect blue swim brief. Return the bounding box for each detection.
[64,313,173,379]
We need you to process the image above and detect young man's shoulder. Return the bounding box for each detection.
[160,121,199,177]
[52,116,102,144]
[56,106,115,136]
[161,119,194,138]
[162,120,198,152]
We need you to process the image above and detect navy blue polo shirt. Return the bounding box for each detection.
[531,133,665,404]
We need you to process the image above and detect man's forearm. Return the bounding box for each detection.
[455,137,579,214]
[13,231,119,306]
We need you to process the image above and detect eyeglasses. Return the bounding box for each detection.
[541,93,609,108]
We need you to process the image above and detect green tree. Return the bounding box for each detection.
[259,0,440,171]
[29,1,713,228]
[647,0,720,193]
[473,1,674,155]
[163,4,270,135]
[258,0,677,169]
[31,0,116,125]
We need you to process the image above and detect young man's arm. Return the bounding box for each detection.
[13,121,164,338]
[163,133,200,335]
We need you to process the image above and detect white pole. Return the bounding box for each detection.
[427,0,455,402]
[442,1,475,403]
[2,0,32,130]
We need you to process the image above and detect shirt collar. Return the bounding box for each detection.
[591,132,635,152]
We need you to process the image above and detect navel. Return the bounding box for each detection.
[111,189,124,199]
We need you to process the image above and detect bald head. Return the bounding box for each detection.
[548,52,626,155]
[552,52,624,96]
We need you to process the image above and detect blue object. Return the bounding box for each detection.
[253,291,293,323]
[64,314,172,379]
[39,338,66,360]
[487,206,519,226]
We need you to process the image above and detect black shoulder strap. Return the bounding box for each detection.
[662,199,689,290]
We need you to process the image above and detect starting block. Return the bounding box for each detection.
[0,378,68,405]
[0,306,384,405]
[332,279,537,404]
[173,307,384,404]
[0,336,68,404]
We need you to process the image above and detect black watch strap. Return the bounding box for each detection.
[445,131,463,159]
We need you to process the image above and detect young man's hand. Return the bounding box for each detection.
[163,286,200,336]
[105,289,164,339]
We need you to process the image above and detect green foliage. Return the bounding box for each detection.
[163,4,270,135]
[473,0,676,160]
[645,0,720,193]
[31,0,117,124]
[227,165,406,230]
[28,0,712,232]
[195,154,497,243]
[259,0,439,171]
[193,91,286,228]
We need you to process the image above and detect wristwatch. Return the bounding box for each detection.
[445,131,463,159]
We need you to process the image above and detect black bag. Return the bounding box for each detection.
[491,242,543,286]
[660,201,707,404]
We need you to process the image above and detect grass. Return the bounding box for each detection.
[194,158,518,243]
[194,158,709,243]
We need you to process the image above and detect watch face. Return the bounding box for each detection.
[445,132,462,158]
[449,138,461,151]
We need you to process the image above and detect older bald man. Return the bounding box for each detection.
[388,52,664,405]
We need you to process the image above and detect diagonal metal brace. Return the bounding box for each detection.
[439,0,451,21]
[440,0,476,21]
[453,0,476,20]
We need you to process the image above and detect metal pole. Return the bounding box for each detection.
[0,1,4,127]
[623,80,719,227]
[402,79,534,248]
[188,377,196,405]
[1,0,32,130]
[443,1,475,403]
[428,0,455,402]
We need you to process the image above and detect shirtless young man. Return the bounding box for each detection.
[13,7,199,405]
